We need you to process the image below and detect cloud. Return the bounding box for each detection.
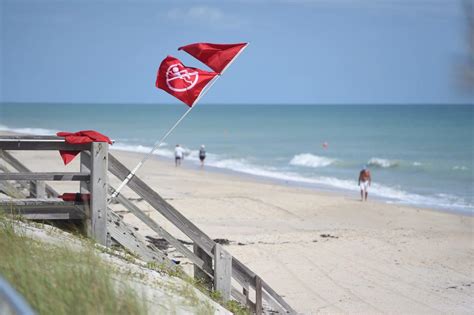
[166,5,245,28]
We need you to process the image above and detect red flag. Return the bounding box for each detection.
[178,42,248,74]
[155,55,218,107]
[56,130,112,165]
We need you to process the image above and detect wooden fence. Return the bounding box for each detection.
[0,136,296,314]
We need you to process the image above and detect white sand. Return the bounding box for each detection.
[2,146,473,314]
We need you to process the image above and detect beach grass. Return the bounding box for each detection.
[0,216,148,315]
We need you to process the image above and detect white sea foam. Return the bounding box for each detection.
[367,158,399,168]
[412,161,422,166]
[289,153,336,168]
[112,143,175,158]
[210,158,472,211]
[111,143,473,213]
[0,124,58,135]
[452,165,469,171]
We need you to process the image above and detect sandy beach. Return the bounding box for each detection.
[3,146,473,314]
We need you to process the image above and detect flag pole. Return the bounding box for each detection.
[109,75,221,201]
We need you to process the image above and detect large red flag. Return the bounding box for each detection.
[156,55,218,107]
[178,42,248,74]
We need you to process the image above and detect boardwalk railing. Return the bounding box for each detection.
[0,136,296,314]
[0,136,107,244]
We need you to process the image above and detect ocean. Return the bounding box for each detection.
[0,103,472,214]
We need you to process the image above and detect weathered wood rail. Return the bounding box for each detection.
[0,136,296,314]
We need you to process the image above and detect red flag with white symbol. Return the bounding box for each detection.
[155,55,218,107]
[178,42,248,74]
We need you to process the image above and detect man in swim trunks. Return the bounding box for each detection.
[358,166,371,201]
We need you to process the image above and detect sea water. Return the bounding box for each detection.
[0,103,472,214]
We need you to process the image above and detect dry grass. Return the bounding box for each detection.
[0,217,147,315]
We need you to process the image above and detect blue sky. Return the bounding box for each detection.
[0,0,473,104]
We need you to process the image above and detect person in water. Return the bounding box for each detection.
[174,144,184,167]
[358,165,372,201]
[199,145,206,167]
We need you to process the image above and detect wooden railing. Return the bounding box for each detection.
[0,136,107,245]
[0,136,296,314]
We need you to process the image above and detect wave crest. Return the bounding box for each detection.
[367,158,399,168]
[289,153,336,168]
[0,124,57,135]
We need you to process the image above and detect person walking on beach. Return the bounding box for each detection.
[174,144,184,167]
[358,166,371,201]
[199,145,206,168]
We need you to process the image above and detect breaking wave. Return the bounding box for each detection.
[289,153,336,168]
[0,124,57,135]
[113,143,174,158]
[453,165,469,171]
[367,158,399,168]
[208,158,472,212]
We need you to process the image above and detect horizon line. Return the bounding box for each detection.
[1,102,473,106]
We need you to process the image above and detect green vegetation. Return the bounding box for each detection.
[0,214,252,315]
[146,257,251,314]
[0,217,147,315]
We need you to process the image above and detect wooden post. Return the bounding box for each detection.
[194,244,213,291]
[88,142,108,245]
[80,151,91,239]
[213,244,232,302]
[30,181,46,198]
[255,275,263,315]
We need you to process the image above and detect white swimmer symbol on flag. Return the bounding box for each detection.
[166,64,199,92]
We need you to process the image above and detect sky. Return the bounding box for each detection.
[0,0,473,105]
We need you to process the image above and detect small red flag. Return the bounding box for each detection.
[156,55,218,107]
[178,42,248,74]
[56,130,112,165]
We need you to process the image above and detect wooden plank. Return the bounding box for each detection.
[111,189,211,275]
[80,151,91,193]
[262,291,287,314]
[0,200,85,220]
[80,151,92,239]
[3,211,84,220]
[232,257,255,291]
[194,244,213,291]
[261,278,296,314]
[214,244,232,302]
[0,181,27,198]
[108,153,216,256]
[0,172,90,181]
[0,150,59,197]
[255,276,263,315]
[233,256,296,313]
[232,287,255,310]
[106,210,175,269]
[0,199,84,207]
[89,142,108,245]
[0,140,90,151]
[0,135,63,140]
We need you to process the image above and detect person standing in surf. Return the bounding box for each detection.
[358,166,372,201]
[199,145,206,168]
[174,144,184,167]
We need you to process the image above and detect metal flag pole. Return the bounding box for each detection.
[109,43,248,201]
[109,75,221,200]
